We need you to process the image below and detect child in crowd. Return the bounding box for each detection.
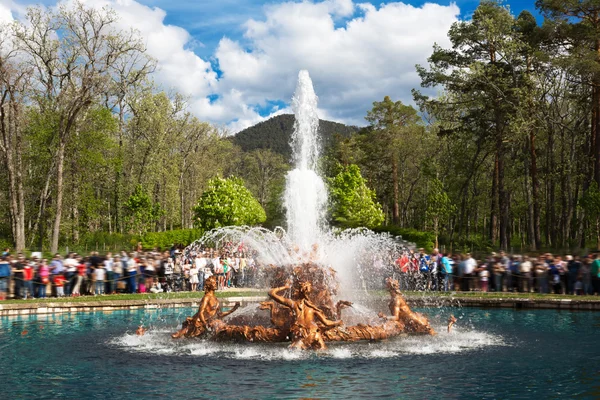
[54,273,66,297]
[479,266,489,292]
[94,266,105,295]
[38,259,50,299]
[22,261,35,299]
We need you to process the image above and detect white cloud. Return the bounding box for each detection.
[2,0,460,132]
[75,0,218,99]
[216,0,460,127]
[0,1,15,23]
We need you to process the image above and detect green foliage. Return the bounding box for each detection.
[140,229,204,250]
[373,226,436,252]
[328,164,384,228]
[425,178,456,244]
[76,231,136,251]
[580,182,600,220]
[193,176,266,230]
[124,185,164,234]
[232,114,359,159]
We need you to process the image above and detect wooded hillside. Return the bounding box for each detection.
[232,114,359,160]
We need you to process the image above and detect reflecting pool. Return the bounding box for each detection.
[1,307,599,399]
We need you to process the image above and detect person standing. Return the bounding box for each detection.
[429,248,440,291]
[127,255,137,294]
[477,262,489,292]
[94,265,105,295]
[566,255,577,294]
[13,255,25,299]
[37,259,50,299]
[54,273,66,297]
[22,260,35,299]
[580,257,592,295]
[195,253,206,291]
[63,253,77,296]
[72,257,86,296]
[189,261,199,292]
[493,259,505,293]
[104,253,114,295]
[238,253,247,288]
[441,253,453,292]
[463,253,477,292]
[112,255,122,294]
[418,248,430,291]
[500,251,510,292]
[49,254,64,297]
[0,256,11,300]
[591,254,600,295]
[519,256,532,293]
[534,260,549,294]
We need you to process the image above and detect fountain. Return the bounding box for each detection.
[171,70,434,349]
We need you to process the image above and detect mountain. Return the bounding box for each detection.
[232,114,361,159]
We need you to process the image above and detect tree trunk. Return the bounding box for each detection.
[51,142,66,253]
[524,156,535,249]
[593,40,600,187]
[0,92,26,251]
[391,154,400,225]
[490,153,499,244]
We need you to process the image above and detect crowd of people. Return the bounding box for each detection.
[0,245,261,300]
[393,248,600,295]
[1,245,600,300]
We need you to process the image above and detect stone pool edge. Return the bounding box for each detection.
[1,295,599,316]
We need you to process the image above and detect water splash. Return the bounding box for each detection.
[111,324,504,359]
[184,70,413,303]
[284,70,328,251]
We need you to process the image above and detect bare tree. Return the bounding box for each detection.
[13,1,151,252]
[0,26,31,251]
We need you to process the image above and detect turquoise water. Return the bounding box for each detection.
[0,306,599,399]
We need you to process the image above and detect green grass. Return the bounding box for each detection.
[1,289,598,305]
[0,290,268,305]
[402,291,600,301]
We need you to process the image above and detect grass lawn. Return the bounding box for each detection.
[1,289,598,305]
[0,289,268,305]
[402,291,600,301]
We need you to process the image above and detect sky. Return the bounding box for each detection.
[0,0,542,132]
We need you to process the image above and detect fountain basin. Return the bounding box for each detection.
[1,307,598,398]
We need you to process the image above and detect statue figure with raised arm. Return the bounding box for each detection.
[269,279,343,350]
[378,277,435,335]
[172,276,240,338]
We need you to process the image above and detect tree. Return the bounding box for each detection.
[579,182,600,249]
[0,26,30,251]
[536,0,600,188]
[328,164,384,229]
[241,149,289,207]
[193,177,266,230]
[13,1,151,252]
[425,178,456,249]
[365,96,424,225]
[415,0,524,249]
[124,185,164,235]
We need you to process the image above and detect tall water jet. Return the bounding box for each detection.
[284,70,328,252]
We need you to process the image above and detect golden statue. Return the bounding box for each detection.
[447,314,457,333]
[171,276,240,339]
[378,277,435,335]
[269,280,343,350]
[171,262,436,349]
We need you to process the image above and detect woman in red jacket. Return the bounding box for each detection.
[23,261,35,299]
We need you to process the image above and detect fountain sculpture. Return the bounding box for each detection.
[172,71,435,349]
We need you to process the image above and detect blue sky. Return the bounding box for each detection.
[2,0,543,130]
[143,0,540,58]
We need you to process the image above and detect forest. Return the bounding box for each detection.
[3,0,600,254]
